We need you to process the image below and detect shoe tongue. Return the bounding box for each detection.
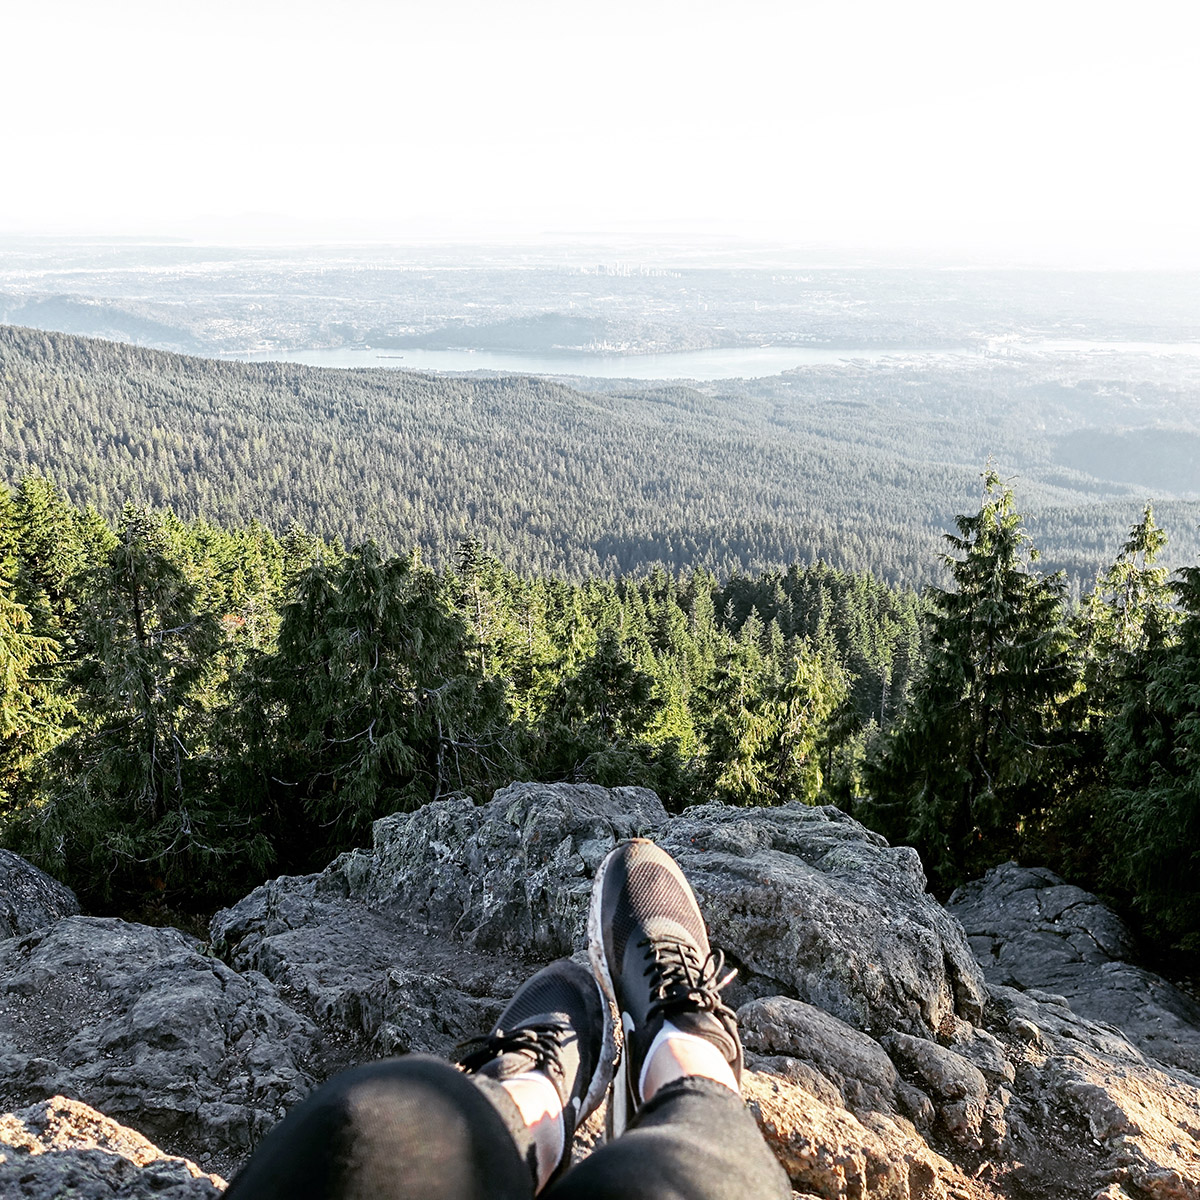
[639,915,708,958]
[480,1022,581,1108]
[503,1004,569,1031]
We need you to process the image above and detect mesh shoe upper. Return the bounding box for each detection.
[456,958,612,1169]
[588,839,742,1133]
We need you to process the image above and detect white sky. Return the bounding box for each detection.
[3,0,1198,264]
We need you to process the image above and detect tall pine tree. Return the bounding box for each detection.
[245,543,506,871]
[1099,560,1200,952]
[866,470,1075,888]
[20,507,225,905]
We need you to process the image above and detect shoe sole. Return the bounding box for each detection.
[579,968,618,1127]
[587,841,630,1140]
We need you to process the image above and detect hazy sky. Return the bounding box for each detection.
[5,0,1197,263]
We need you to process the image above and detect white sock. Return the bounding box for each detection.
[637,1020,727,1100]
[497,1071,565,1190]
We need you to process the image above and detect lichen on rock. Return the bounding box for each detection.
[1,785,1199,1200]
[0,1094,224,1199]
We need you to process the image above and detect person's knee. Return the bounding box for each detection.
[547,1079,790,1200]
[317,1056,507,1150]
[227,1056,535,1200]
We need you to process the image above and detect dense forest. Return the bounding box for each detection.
[4,325,1198,590]
[2,321,1198,968]
[0,472,920,899]
[1,470,1198,970]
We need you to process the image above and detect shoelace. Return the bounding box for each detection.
[455,1020,573,1085]
[639,938,738,1024]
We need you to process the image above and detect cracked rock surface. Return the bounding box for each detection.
[0,916,315,1178]
[948,861,1200,1076]
[0,849,79,940]
[286,783,987,1041]
[2,786,1200,1200]
[0,1094,224,1199]
[210,785,1200,1198]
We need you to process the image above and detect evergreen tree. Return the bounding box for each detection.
[0,486,19,579]
[761,644,847,803]
[247,543,506,871]
[18,507,226,905]
[866,471,1075,888]
[701,628,775,803]
[1098,560,1200,951]
[1052,507,1180,878]
[536,628,659,784]
[1076,506,1177,702]
[0,581,63,812]
[12,474,101,640]
[701,633,843,805]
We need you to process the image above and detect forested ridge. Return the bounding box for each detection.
[0,469,1198,972]
[0,473,920,898]
[3,322,1200,969]
[5,324,1197,588]
[0,325,958,582]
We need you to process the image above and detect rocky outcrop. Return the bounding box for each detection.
[948,862,1200,1076]
[0,849,79,939]
[739,971,1200,1199]
[739,997,967,1199]
[656,803,986,1038]
[4,786,1200,1200]
[210,865,530,1066]
[0,916,316,1178]
[221,783,985,1041]
[987,983,1200,1200]
[0,1095,224,1199]
[211,784,1200,1197]
[212,783,989,1063]
[319,782,670,957]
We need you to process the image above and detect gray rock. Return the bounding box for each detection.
[208,782,675,1072]
[0,850,79,939]
[738,995,907,1118]
[741,1067,956,1200]
[0,916,316,1175]
[883,1033,990,1147]
[345,781,668,957]
[0,1094,224,1199]
[307,786,985,1042]
[659,804,987,1037]
[983,983,1200,1200]
[944,1026,1015,1087]
[7,782,1191,1199]
[211,868,535,1065]
[742,975,1200,1198]
[948,861,1200,1075]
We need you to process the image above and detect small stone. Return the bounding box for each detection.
[1011,1017,1042,1043]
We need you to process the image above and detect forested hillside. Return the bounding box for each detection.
[0,474,919,906]
[3,321,1199,969]
[1,471,1198,971]
[4,325,1196,588]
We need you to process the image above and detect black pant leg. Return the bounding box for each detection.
[223,1056,536,1200]
[546,1078,791,1200]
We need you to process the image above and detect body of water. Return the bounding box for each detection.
[225,339,1200,380]
[226,344,920,380]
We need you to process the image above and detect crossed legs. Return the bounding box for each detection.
[224,840,791,1199]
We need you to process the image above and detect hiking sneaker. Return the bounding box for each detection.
[588,838,743,1138]
[456,958,614,1182]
